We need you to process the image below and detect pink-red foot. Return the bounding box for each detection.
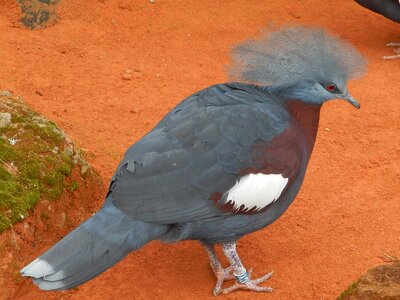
[383,42,400,60]
[210,264,236,296]
[213,268,274,295]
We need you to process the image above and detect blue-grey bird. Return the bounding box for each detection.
[20,26,366,295]
[354,0,400,59]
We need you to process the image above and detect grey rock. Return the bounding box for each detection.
[0,91,12,97]
[0,113,12,128]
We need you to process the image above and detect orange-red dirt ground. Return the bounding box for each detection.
[0,0,399,299]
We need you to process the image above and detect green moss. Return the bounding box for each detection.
[338,281,359,299]
[0,165,12,180]
[57,162,72,176]
[20,160,42,179]
[0,96,79,232]
[9,112,26,123]
[70,180,78,192]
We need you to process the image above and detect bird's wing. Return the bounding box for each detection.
[354,0,400,23]
[108,83,291,223]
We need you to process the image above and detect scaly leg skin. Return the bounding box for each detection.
[202,242,235,295]
[215,242,274,295]
[383,42,400,60]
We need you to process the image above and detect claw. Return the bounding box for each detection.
[386,42,400,47]
[383,54,400,60]
[383,42,400,59]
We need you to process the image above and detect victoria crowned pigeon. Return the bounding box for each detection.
[354,0,400,59]
[20,26,366,295]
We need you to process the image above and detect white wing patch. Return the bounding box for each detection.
[226,173,288,211]
[20,257,56,278]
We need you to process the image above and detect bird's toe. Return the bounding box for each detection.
[252,270,274,285]
[386,42,400,47]
[211,265,237,295]
[383,42,400,59]
[212,264,235,280]
[215,270,274,295]
[383,53,400,60]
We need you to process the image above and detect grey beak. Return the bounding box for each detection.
[341,93,360,109]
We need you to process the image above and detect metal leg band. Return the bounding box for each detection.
[234,269,249,283]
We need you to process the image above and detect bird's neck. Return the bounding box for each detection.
[286,100,321,151]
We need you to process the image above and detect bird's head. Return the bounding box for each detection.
[271,77,361,109]
[229,26,367,108]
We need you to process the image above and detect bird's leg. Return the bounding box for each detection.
[214,242,273,295]
[202,242,235,295]
[383,42,400,60]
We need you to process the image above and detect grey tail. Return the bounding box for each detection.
[20,200,168,290]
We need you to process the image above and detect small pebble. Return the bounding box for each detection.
[0,113,12,128]
[81,164,90,175]
[64,135,73,144]
[64,146,74,157]
[8,138,17,145]
[0,90,12,97]
[122,73,132,80]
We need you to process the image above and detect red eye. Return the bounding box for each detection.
[327,84,336,92]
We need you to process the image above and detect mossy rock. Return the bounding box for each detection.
[338,262,400,300]
[17,0,61,29]
[0,91,95,232]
